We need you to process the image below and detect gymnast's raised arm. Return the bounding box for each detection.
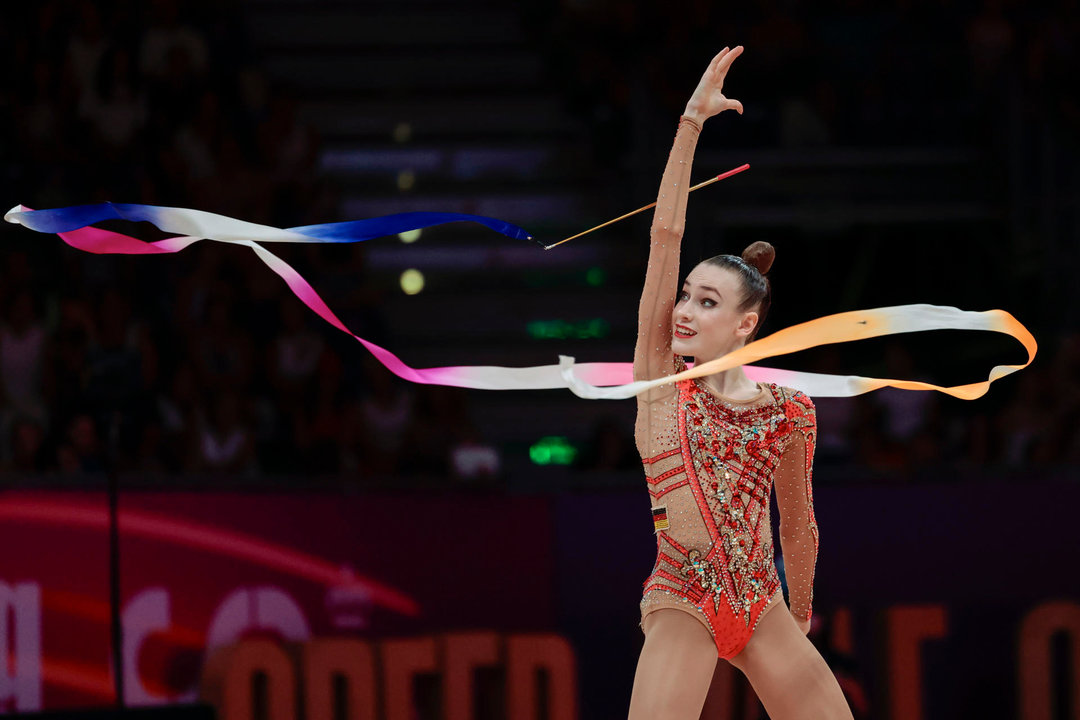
[632,47,744,446]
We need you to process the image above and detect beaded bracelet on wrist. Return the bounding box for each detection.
[678,114,703,133]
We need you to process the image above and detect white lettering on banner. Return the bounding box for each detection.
[204,587,311,658]
[0,582,41,710]
[123,588,173,706]
[120,587,311,707]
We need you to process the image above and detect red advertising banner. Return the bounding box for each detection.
[2,481,1078,719]
[0,491,557,711]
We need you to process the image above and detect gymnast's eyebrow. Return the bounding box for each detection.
[682,281,722,296]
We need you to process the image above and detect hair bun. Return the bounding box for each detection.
[741,241,775,275]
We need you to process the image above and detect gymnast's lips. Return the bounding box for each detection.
[674,324,697,338]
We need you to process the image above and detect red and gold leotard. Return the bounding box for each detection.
[638,355,818,659]
[632,115,819,659]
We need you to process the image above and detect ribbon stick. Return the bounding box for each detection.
[4,203,1036,399]
[543,164,750,250]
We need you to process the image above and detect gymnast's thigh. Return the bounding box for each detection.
[641,604,715,647]
[723,599,854,719]
[726,593,810,673]
[630,608,718,719]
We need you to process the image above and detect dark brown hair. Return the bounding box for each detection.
[702,241,774,342]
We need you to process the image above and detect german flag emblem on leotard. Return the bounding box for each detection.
[652,505,669,532]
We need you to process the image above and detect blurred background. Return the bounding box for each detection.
[0,0,1077,718]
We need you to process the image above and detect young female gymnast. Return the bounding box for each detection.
[627,46,854,719]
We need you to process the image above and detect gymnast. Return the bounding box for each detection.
[627,45,854,719]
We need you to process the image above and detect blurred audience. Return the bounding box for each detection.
[0,0,1074,484]
[541,0,1079,151]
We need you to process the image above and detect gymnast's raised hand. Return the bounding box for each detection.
[683,45,745,124]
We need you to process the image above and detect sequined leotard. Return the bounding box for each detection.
[639,357,818,658]
[633,116,820,660]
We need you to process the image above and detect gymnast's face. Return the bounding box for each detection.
[671,263,760,361]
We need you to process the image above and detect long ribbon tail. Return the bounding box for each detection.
[5,203,532,245]
[4,204,1036,399]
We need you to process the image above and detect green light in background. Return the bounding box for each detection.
[529,443,551,464]
[585,267,606,286]
[526,320,558,339]
[529,436,578,465]
[583,318,608,338]
[526,318,610,340]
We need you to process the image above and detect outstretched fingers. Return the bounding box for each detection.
[706,46,730,75]
[714,44,744,79]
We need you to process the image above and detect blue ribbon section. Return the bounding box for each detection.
[12,203,158,234]
[12,203,533,243]
[290,212,533,242]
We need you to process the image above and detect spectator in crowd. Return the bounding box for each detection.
[56,413,105,475]
[195,391,256,475]
[6,416,49,474]
[0,290,48,424]
[348,359,415,477]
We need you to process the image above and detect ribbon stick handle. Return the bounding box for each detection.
[543,163,750,250]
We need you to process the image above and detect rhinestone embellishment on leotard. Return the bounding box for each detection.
[682,382,791,627]
[687,549,723,607]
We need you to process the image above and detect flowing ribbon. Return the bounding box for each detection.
[6,202,532,246]
[4,203,1036,399]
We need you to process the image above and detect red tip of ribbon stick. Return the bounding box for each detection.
[715,163,750,182]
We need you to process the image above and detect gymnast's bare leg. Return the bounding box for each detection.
[627,609,717,720]
[727,604,854,720]
[628,603,853,720]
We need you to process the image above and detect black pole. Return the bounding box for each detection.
[107,412,125,708]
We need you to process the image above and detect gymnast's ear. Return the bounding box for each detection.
[736,310,759,339]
